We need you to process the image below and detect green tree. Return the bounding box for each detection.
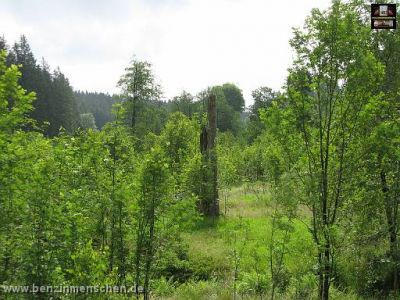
[247,87,277,142]
[160,112,199,185]
[217,132,242,214]
[75,91,116,128]
[0,50,35,133]
[340,19,400,295]
[117,57,162,138]
[51,68,79,134]
[368,25,400,294]
[7,35,79,136]
[134,145,172,299]
[221,83,245,113]
[79,112,97,130]
[168,91,195,118]
[0,49,36,283]
[197,86,242,135]
[274,1,385,298]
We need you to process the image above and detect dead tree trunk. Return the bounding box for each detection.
[199,94,219,217]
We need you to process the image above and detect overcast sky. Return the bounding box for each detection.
[1,0,332,105]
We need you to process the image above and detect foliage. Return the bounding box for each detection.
[197,86,242,135]
[117,57,166,143]
[247,86,278,142]
[220,83,245,113]
[79,113,97,130]
[0,1,399,299]
[4,35,79,136]
[75,91,116,128]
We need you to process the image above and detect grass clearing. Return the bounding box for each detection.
[157,183,319,299]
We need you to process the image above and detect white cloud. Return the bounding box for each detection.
[0,0,332,105]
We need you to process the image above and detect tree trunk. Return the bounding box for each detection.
[199,94,219,217]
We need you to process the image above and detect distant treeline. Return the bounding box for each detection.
[0,36,115,135]
[74,91,115,129]
[0,35,275,140]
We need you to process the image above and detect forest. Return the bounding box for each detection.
[0,1,399,299]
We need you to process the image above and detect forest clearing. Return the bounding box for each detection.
[0,0,399,299]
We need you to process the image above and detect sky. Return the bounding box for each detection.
[0,0,332,105]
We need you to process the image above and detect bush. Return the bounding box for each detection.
[238,272,270,296]
[152,276,177,297]
[289,273,317,300]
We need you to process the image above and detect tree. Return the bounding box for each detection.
[247,87,277,142]
[168,91,195,117]
[51,68,79,134]
[342,16,400,294]
[0,49,36,283]
[134,145,172,299]
[79,113,97,130]
[160,112,199,182]
[199,95,219,217]
[217,132,242,214]
[117,57,162,136]
[221,83,245,113]
[0,36,8,54]
[7,35,79,136]
[0,50,35,133]
[197,86,242,135]
[75,91,116,128]
[8,36,42,122]
[369,24,400,294]
[280,1,384,298]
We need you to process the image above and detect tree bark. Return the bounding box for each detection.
[199,94,219,217]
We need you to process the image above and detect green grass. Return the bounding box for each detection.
[155,183,356,299]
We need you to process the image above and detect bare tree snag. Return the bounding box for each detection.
[199,94,219,217]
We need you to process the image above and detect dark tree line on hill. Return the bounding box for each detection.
[0,36,122,135]
[0,35,78,136]
[1,35,268,140]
